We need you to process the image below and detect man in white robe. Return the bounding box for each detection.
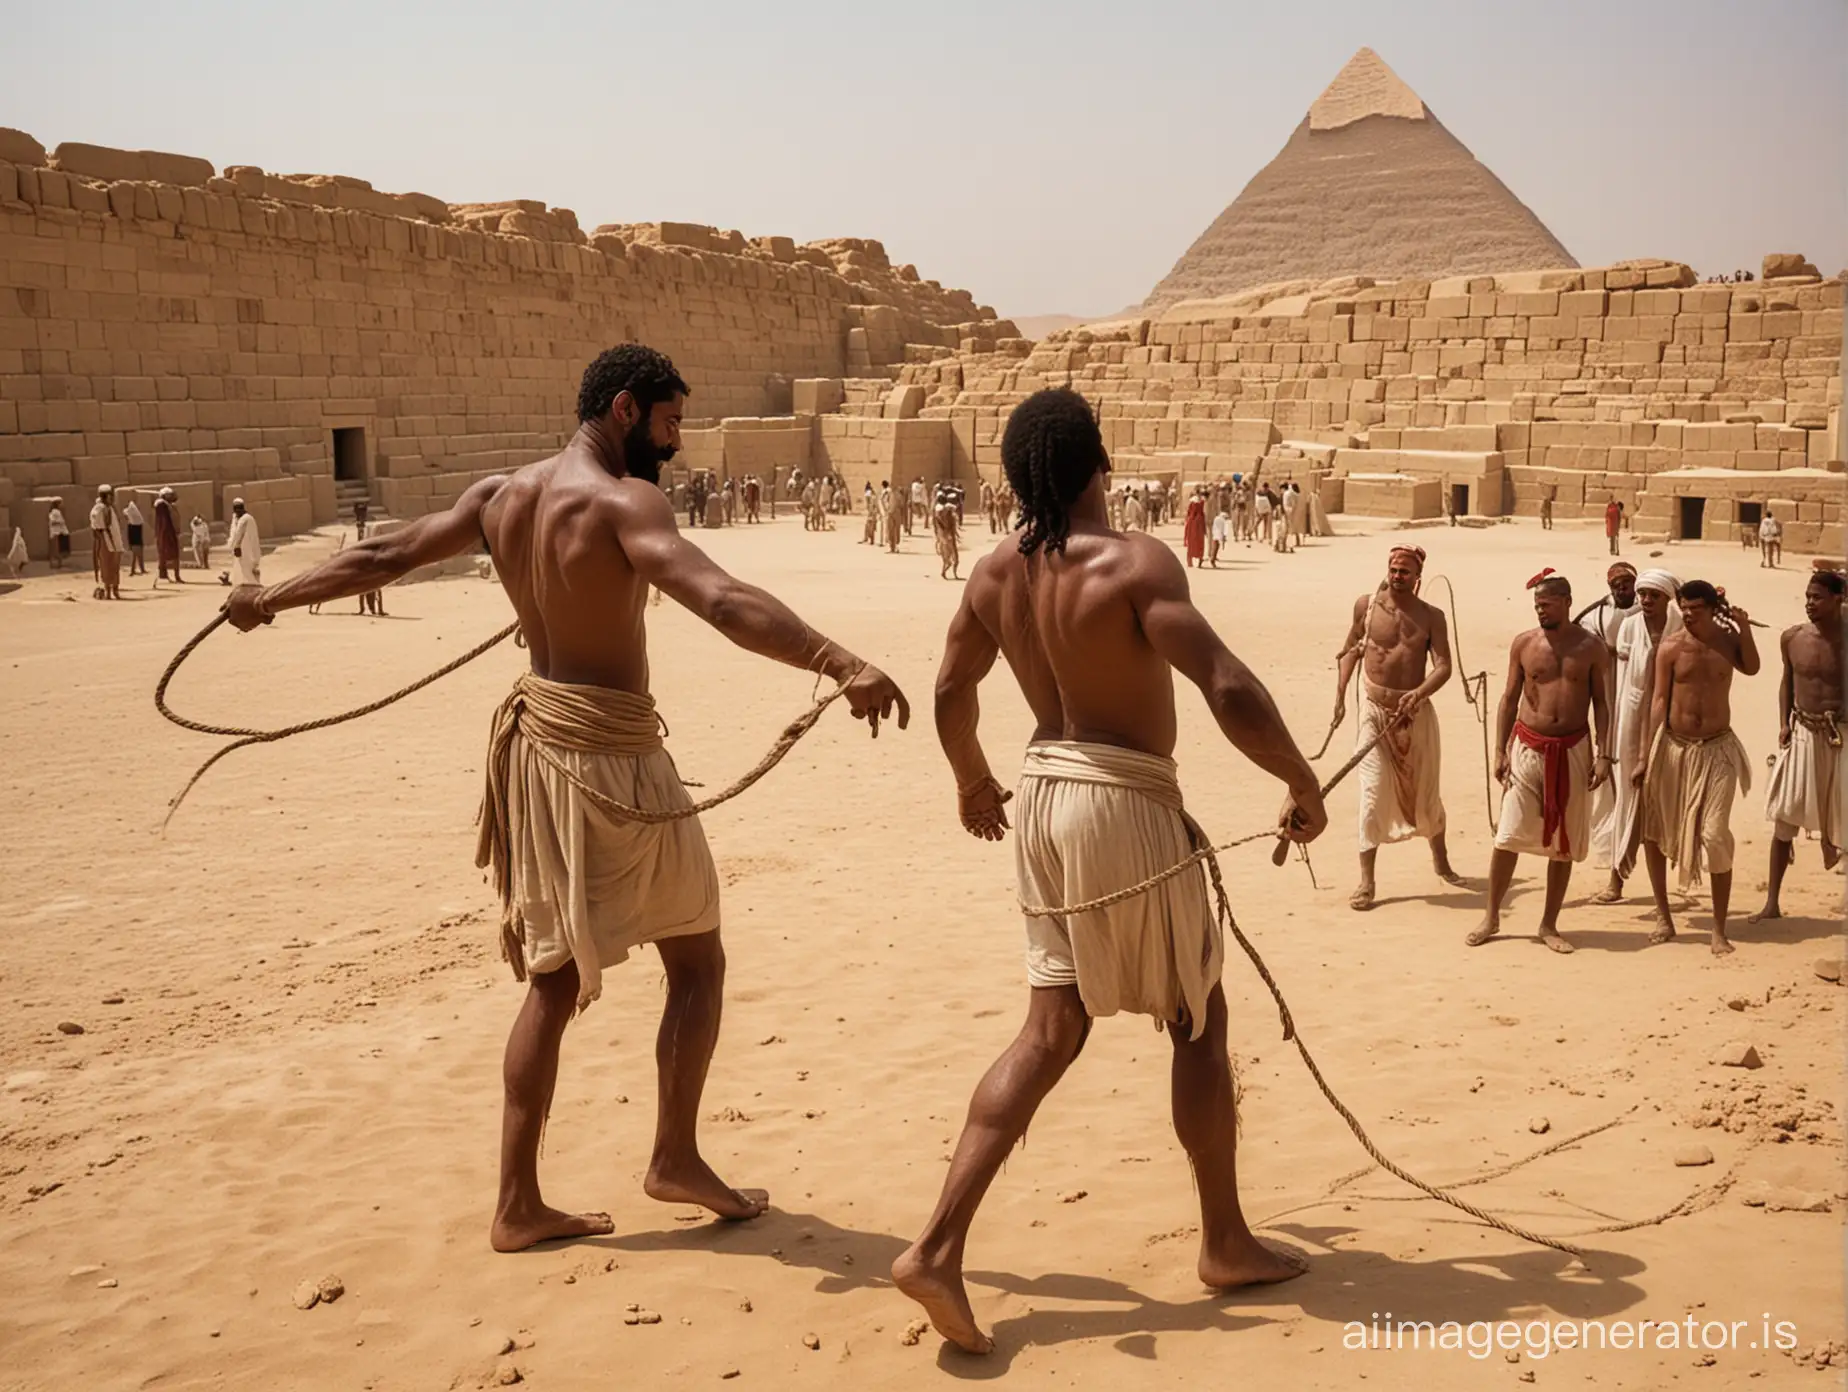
[1577,563,1639,875]
[1597,568,1681,901]
[227,498,261,587]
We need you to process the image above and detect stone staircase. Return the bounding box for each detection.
[334,479,370,522]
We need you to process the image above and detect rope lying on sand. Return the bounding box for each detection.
[1018,739,1587,1258]
[155,611,858,831]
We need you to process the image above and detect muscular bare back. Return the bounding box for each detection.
[478,447,660,690]
[962,527,1181,756]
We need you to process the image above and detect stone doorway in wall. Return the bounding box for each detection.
[332,427,367,483]
[1450,483,1470,517]
[1677,495,1706,540]
[1738,501,1762,531]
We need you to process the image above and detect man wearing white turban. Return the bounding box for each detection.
[1593,568,1680,902]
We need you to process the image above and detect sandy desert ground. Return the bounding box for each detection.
[0,504,1841,1391]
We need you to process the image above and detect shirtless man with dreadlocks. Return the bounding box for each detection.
[893,386,1323,1354]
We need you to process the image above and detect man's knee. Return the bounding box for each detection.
[1023,986,1090,1062]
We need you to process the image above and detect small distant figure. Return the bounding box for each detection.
[880,480,902,554]
[1759,508,1782,568]
[153,486,183,583]
[932,492,961,580]
[1124,485,1147,533]
[816,474,835,529]
[1255,484,1275,546]
[981,480,997,533]
[90,484,123,600]
[122,495,147,575]
[1605,497,1624,556]
[1539,486,1555,530]
[1183,487,1207,568]
[800,478,820,532]
[720,478,735,525]
[354,501,386,615]
[190,513,211,572]
[226,497,261,587]
[1208,505,1228,568]
[908,478,925,536]
[860,483,877,544]
[1274,484,1297,554]
[4,525,26,578]
[47,502,70,570]
[743,474,761,524]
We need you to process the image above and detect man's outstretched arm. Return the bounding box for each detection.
[618,482,909,734]
[228,476,506,625]
[1131,543,1326,841]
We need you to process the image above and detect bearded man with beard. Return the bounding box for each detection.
[224,344,909,1251]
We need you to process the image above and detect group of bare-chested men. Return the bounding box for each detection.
[220,349,1842,1358]
[1337,546,1842,957]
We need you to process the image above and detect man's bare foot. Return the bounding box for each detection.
[1647,918,1676,945]
[892,1242,994,1355]
[1538,929,1576,954]
[1199,1236,1308,1290]
[1349,885,1376,912]
[1434,864,1468,888]
[1591,881,1625,905]
[1710,933,1735,957]
[1465,917,1499,947]
[644,1156,769,1221]
[1824,843,1841,871]
[1747,903,1780,923]
[490,1204,614,1253]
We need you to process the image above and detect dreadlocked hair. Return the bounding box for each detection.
[1001,388,1107,556]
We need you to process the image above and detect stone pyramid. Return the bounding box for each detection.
[1141,48,1574,311]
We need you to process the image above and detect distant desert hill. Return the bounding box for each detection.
[1142,47,1574,310]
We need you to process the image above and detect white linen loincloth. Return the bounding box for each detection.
[1643,727,1751,887]
[1493,728,1592,863]
[1355,688,1445,852]
[1765,708,1840,847]
[1014,741,1222,1041]
[477,675,720,1011]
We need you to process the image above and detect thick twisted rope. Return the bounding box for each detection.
[1018,744,1582,1257]
[507,667,861,825]
[1427,572,1497,834]
[155,611,521,829]
[157,611,860,833]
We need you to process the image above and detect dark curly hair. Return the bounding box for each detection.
[1001,388,1107,555]
[577,344,690,424]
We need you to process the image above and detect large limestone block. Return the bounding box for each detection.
[0,127,46,165]
[1763,252,1819,280]
[885,385,926,420]
[793,379,845,415]
[51,142,213,187]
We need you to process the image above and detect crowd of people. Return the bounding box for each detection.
[1322,544,1841,957]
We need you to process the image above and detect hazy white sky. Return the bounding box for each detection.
[7,0,1844,317]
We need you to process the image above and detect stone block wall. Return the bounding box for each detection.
[0,130,1010,546]
[896,259,1845,549]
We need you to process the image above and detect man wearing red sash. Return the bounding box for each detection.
[1466,569,1613,953]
